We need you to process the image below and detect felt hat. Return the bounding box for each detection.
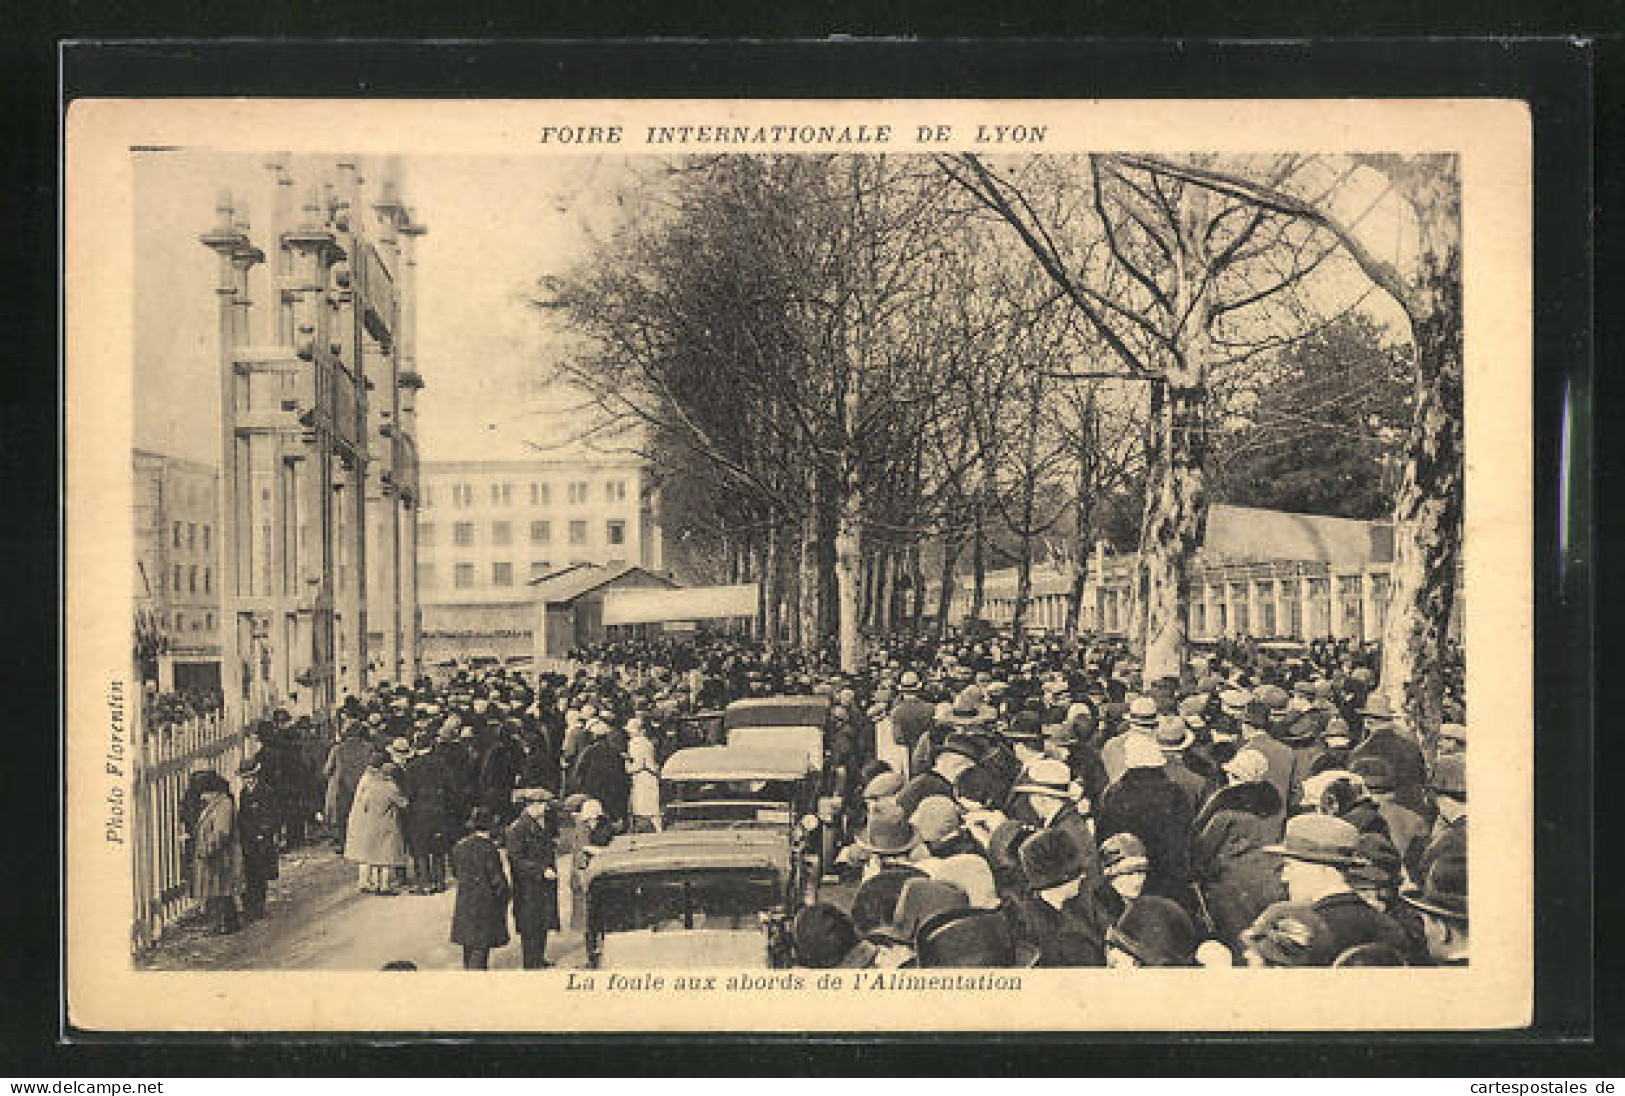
[915,908,1033,968]
[1322,717,1353,747]
[899,671,922,690]
[939,731,985,762]
[890,878,972,944]
[1018,828,1087,891]
[986,820,1035,876]
[1177,694,1208,728]
[1243,698,1273,728]
[1220,688,1252,716]
[1331,942,1407,966]
[1122,734,1167,771]
[910,796,964,845]
[1154,714,1194,751]
[1256,684,1291,712]
[948,687,996,725]
[856,801,921,856]
[1264,813,1367,868]
[863,771,905,800]
[1127,696,1159,730]
[1107,896,1198,967]
[1430,754,1467,800]
[1100,832,1150,878]
[851,869,926,942]
[1241,901,1339,967]
[919,853,999,909]
[952,763,1006,809]
[1003,711,1045,744]
[1347,832,1402,891]
[1349,755,1398,794]
[791,903,859,968]
[1011,758,1073,799]
[1401,850,1468,921]
[1223,748,1270,784]
[1359,694,1396,721]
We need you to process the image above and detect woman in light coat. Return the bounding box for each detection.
[191,785,245,934]
[625,718,662,833]
[345,754,411,894]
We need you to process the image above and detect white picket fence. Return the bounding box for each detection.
[131,708,245,951]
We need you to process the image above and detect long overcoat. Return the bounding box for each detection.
[237,780,281,884]
[190,791,245,899]
[345,768,410,868]
[402,750,456,856]
[323,735,373,832]
[450,831,511,948]
[1189,780,1287,946]
[505,809,562,937]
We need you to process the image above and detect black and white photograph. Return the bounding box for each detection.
[64,97,1533,1032]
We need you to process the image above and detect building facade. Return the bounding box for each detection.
[943,504,1464,645]
[416,456,664,665]
[132,450,222,691]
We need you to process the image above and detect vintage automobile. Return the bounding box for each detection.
[659,743,833,897]
[580,830,797,968]
[720,694,832,774]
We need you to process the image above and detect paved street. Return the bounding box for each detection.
[139,841,859,971]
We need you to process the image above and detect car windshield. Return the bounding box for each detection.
[591,869,783,934]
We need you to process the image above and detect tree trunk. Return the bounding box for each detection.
[908,543,926,631]
[935,536,962,640]
[835,490,865,673]
[763,519,781,646]
[968,495,988,627]
[799,510,819,652]
[1139,378,1209,684]
[1379,244,1463,742]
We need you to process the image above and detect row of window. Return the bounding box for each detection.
[421,519,626,549]
[424,479,628,509]
[163,610,215,633]
[417,560,607,590]
[161,563,212,596]
[170,521,213,552]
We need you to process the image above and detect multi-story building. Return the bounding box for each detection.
[416,456,663,664]
[132,450,222,691]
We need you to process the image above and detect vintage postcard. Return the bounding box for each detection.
[66,97,1531,1031]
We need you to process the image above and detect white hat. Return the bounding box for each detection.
[1222,748,1270,784]
[1122,735,1166,771]
[1300,769,1367,807]
[579,798,604,822]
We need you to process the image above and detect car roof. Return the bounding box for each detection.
[725,695,831,711]
[582,830,789,884]
[660,744,812,781]
[722,695,831,728]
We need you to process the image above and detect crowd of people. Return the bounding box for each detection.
[176,628,1468,971]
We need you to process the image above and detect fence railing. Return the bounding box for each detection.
[131,708,245,951]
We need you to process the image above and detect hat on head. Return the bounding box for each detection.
[1401,850,1467,921]
[1220,688,1252,715]
[863,771,905,800]
[577,798,605,823]
[1243,698,1273,728]
[1100,832,1150,878]
[1347,832,1402,891]
[1127,696,1159,730]
[1011,758,1073,799]
[952,764,1006,809]
[939,731,984,762]
[1223,748,1270,784]
[1241,901,1339,967]
[910,796,964,845]
[891,878,972,944]
[1107,896,1198,966]
[1439,722,1468,746]
[1154,714,1194,751]
[987,820,1034,876]
[899,671,921,690]
[1359,694,1396,721]
[919,853,999,909]
[915,908,1027,968]
[1018,828,1087,892]
[850,869,922,942]
[1349,755,1397,794]
[856,800,921,856]
[1003,711,1045,743]
[1264,813,1367,867]
[1178,694,1208,726]
[1430,753,1467,800]
[1122,734,1167,771]
[1256,684,1291,712]
[1322,717,1352,747]
[1332,942,1408,967]
[791,903,859,968]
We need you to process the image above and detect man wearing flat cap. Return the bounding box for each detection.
[1004,828,1108,967]
[1265,813,1409,960]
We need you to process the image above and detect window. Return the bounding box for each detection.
[492,562,514,586]
[491,483,513,506]
[568,481,589,505]
[454,563,475,589]
[419,522,435,547]
[529,520,551,544]
[569,520,587,545]
[454,522,475,547]
[453,484,474,508]
[492,521,513,547]
[417,563,436,589]
[421,484,433,508]
[187,522,196,550]
[530,482,550,505]
[205,612,214,630]
[202,525,211,551]
[606,519,626,546]
[605,479,627,503]
[529,561,553,581]
[203,567,212,594]
[188,566,197,594]
[174,611,184,631]
[172,522,182,549]
[173,564,182,593]
[1258,581,1276,636]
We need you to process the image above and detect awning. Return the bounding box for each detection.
[602,583,759,625]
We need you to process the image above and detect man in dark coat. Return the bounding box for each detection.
[478,727,523,824]
[1236,699,1294,840]
[505,799,562,968]
[889,673,936,771]
[1349,695,1429,809]
[1096,735,1197,911]
[1265,812,1409,961]
[450,807,511,969]
[1003,829,1108,967]
[570,721,631,827]
[322,722,373,853]
[403,733,455,893]
[235,757,281,922]
[896,732,980,818]
[1189,749,1286,948]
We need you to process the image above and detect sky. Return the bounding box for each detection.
[133,150,640,465]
